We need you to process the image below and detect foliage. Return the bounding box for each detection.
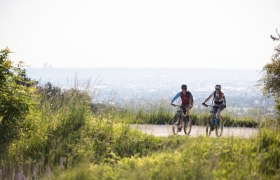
[0,83,165,179]
[0,48,36,152]
[257,128,280,175]
[260,30,280,117]
[55,130,280,180]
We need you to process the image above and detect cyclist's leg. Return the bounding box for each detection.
[207,112,214,131]
[185,104,192,122]
[211,107,218,130]
[186,104,191,115]
[216,104,225,119]
[209,107,214,122]
[217,108,221,119]
[180,104,187,122]
[187,106,192,120]
[217,105,224,124]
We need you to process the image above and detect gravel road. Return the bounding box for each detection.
[131,124,259,138]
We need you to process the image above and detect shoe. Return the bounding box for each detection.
[178,127,182,132]
[210,125,214,131]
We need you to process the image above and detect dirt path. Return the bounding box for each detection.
[131,124,259,138]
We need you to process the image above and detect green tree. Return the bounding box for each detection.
[261,30,280,117]
[0,48,36,148]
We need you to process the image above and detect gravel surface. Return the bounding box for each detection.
[131,124,259,138]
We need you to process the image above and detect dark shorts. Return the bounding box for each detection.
[211,105,224,114]
[180,104,192,115]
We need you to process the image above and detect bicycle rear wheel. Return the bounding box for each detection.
[183,117,192,135]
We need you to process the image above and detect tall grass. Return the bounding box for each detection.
[55,126,280,180]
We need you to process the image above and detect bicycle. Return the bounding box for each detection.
[202,103,224,137]
[171,104,192,135]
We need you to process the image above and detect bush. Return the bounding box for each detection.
[0,48,37,153]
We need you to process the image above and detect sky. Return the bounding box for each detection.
[0,0,280,70]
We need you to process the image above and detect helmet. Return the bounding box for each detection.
[181,84,187,90]
[215,84,221,90]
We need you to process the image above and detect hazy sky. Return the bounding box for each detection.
[0,0,279,69]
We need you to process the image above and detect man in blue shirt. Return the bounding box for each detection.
[171,84,193,122]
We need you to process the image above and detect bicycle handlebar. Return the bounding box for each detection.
[202,103,225,108]
[171,103,181,107]
[202,103,214,107]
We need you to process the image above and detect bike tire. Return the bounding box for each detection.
[206,119,211,136]
[183,117,192,135]
[172,115,180,135]
[215,119,224,137]
[172,124,179,135]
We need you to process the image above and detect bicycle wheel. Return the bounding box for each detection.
[172,124,179,135]
[183,117,192,135]
[172,115,180,135]
[206,116,213,136]
[215,118,224,137]
[206,119,211,136]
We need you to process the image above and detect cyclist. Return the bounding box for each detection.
[202,84,226,130]
[170,84,193,123]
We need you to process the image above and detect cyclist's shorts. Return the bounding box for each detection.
[211,105,224,114]
[180,104,192,115]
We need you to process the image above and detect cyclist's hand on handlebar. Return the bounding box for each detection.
[202,103,208,107]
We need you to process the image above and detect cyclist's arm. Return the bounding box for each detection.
[189,92,193,106]
[203,93,213,104]
[171,92,181,104]
[223,94,226,106]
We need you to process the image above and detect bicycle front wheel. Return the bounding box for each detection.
[172,124,179,135]
[172,114,180,135]
[215,119,224,137]
[206,119,212,136]
[183,118,192,135]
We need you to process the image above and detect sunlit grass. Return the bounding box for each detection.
[55,128,280,180]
